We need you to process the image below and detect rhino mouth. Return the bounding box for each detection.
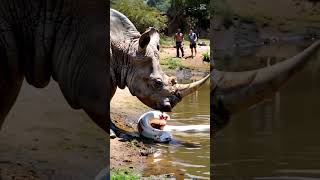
[159,96,181,112]
[149,118,167,130]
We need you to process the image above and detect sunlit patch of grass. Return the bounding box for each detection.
[111,169,140,180]
[160,57,185,69]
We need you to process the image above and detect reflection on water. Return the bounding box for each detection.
[214,41,320,179]
[142,82,210,179]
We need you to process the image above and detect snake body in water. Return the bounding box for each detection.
[137,111,210,143]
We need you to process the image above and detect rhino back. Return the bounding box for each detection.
[110,9,140,44]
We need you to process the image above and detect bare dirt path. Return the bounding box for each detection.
[160,40,210,71]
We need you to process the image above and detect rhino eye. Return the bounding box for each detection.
[157,44,160,51]
[153,79,163,89]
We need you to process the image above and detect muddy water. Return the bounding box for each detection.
[214,41,320,179]
[142,82,210,179]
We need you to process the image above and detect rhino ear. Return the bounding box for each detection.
[138,31,151,52]
[138,27,159,53]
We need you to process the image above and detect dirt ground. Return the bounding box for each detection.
[110,87,152,173]
[160,41,211,71]
[0,81,106,180]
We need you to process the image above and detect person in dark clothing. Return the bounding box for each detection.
[173,28,184,58]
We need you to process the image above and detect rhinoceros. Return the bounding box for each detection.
[212,40,320,131]
[110,9,209,135]
[0,1,110,133]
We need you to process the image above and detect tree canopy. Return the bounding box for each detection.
[111,0,210,36]
[111,0,166,32]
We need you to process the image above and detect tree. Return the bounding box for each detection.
[166,0,210,35]
[146,0,171,12]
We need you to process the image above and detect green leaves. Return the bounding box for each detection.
[111,0,166,32]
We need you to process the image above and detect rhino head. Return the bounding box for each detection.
[110,9,208,112]
[124,27,209,112]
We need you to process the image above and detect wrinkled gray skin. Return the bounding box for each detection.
[0,1,108,133]
[212,40,320,131]
[110,9,209,135]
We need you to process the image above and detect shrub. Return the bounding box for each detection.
[202,51,210,62]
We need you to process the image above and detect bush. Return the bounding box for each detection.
[111,0,167,32]
[202,51,210,62]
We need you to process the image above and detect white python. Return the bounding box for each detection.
[137,111,210,143]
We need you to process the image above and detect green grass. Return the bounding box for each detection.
[129,139,140,150]
[111,169,140,180]
[160,34,172,46]
[160,57,185,69]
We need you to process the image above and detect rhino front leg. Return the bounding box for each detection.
[0,73,23,130]
[84,110,108,133]
[59,60,110,134]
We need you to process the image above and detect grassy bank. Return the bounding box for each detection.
[111,169,140,180]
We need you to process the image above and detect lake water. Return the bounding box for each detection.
[214,41,320,179]
[142,82,210,179]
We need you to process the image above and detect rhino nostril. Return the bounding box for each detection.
[162,101,172,112]
[164,101,170,107]
[171,78,177,85]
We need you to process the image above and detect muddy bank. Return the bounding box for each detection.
[212,0,320,59]
[110,88,155,176]
[212,17,320,59]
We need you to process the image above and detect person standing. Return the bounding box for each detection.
[174,28,184,58]
[188,29,198,58]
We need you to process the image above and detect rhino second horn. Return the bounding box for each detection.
[175,74,210,98]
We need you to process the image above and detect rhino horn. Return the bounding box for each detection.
[175,74,210,98]
[215,40,320,115]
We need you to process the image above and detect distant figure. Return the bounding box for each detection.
[174,28,184,58]
[188,29,198,57]
[194,28,200,38]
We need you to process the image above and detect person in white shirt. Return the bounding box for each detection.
[188,29,198,58]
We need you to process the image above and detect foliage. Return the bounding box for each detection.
[146,0,171,12]
[202,51,210,62]
[111,169,140,180]
[165,0,210,35]
[202,51,209,58]
[159,34,172,46]
[111,0,167,32]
